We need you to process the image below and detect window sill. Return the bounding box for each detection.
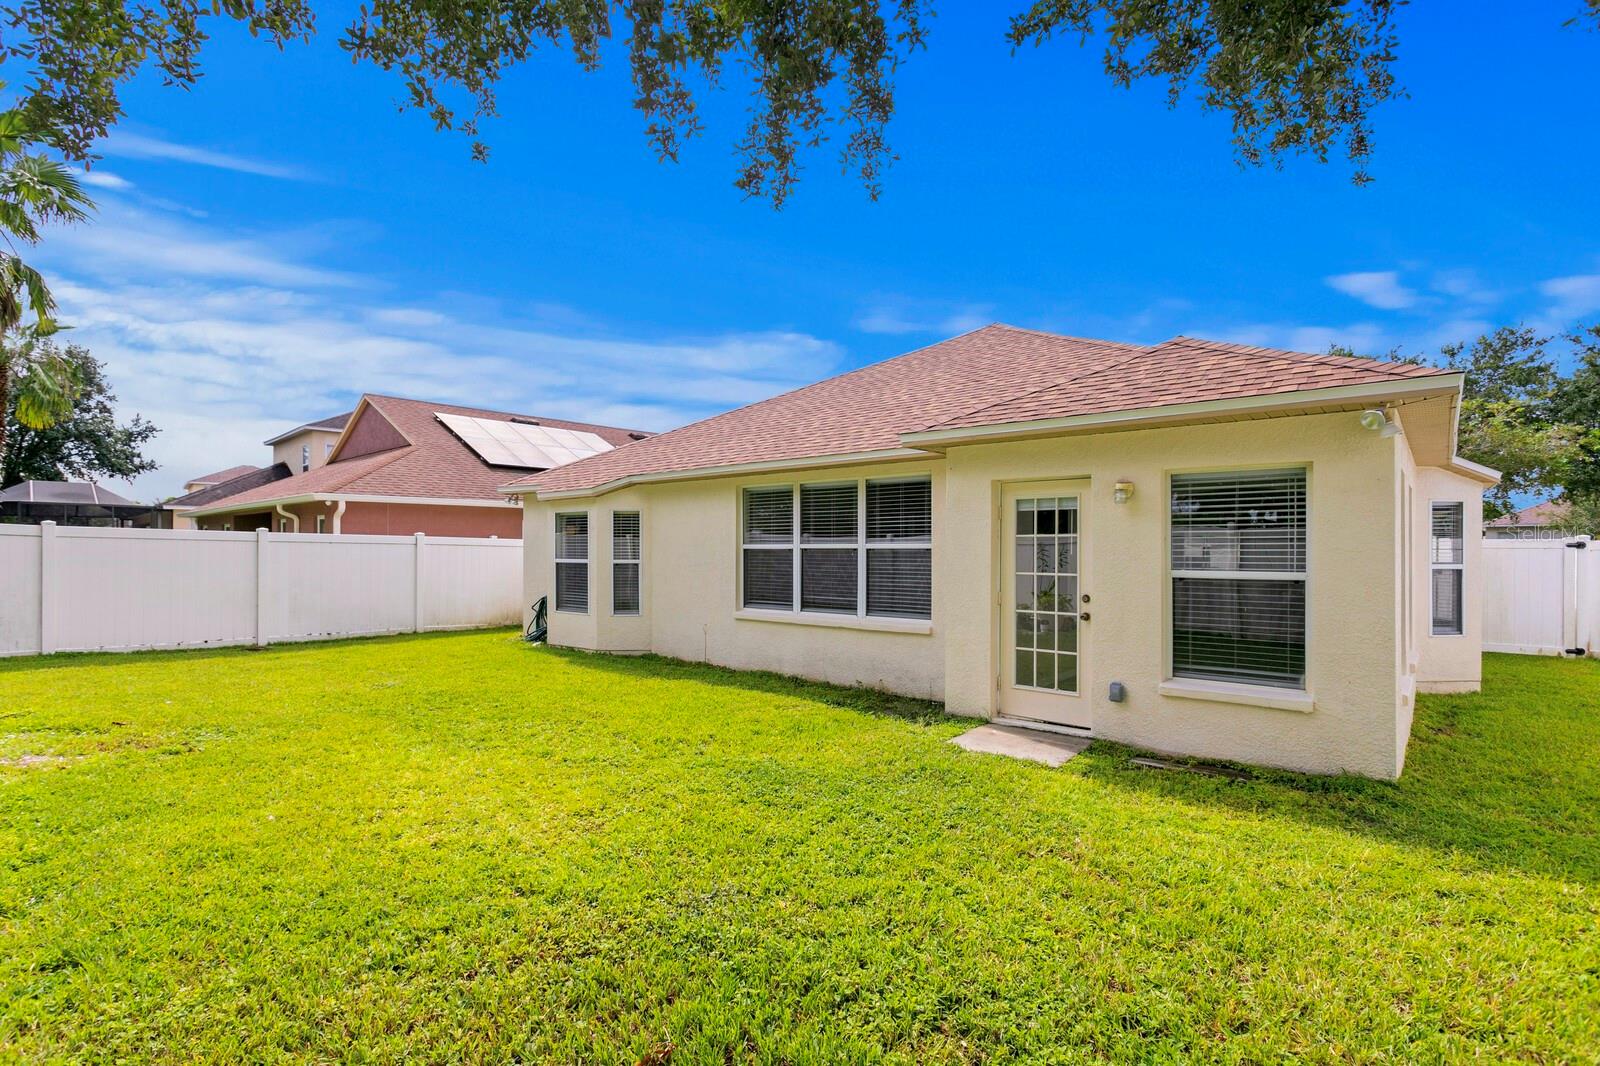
[1157,677,1314,714]
[734,609,932,635]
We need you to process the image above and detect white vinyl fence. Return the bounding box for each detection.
[1482,536,1597,657]
[0,522,522,657]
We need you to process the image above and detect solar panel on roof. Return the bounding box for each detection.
[435,412,614,470]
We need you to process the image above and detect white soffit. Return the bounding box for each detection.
[436,412,613,469]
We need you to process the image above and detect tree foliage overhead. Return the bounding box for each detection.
[2,339,157,488]
[4,1,1594,204]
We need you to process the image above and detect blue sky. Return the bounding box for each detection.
[26,1,1600,501]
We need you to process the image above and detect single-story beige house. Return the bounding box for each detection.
[503,325,1498,779]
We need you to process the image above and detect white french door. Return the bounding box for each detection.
[1000,480,1090,729]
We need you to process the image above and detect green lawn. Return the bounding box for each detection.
[1,634,1596,1063]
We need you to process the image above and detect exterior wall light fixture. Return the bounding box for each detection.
[1113,479,1135,504]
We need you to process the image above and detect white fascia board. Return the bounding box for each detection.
[898,375,1465,448]
[187,492,519,517]
[1446,456,1502,485]
[507,447,933,501]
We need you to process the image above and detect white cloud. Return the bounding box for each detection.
[855,297,992,336]
[33,203,841,503]
[43,202,361,289]
[1540,273,1600,321]
[101,132,311,181]
[80,170,132,190]
[1325,271,1419,311]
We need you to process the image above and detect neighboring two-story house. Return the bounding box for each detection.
[180,394,648,538]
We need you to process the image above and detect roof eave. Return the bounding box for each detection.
[507,447,936,501]
[899,375,1465,450]
[1445,455,1502,486]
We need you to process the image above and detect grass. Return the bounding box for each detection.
[1,633,1596,1063]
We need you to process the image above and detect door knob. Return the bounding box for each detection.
[1080,612,1091,622]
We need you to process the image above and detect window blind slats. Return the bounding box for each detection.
[1171,470,1306,574]
[1431,568,1463,634]
[800,484,858,544]
[555,562,588,612]
[743,548,793,609]
[555,512,589,613]
[744,487,794,544]
[867,548,932,618]
[801,547,858,612]
[556,513,589,560]
[612,511,641,614]
[1431,502,1464,564]
[1170,470,1307,689]
[867,480,932,542]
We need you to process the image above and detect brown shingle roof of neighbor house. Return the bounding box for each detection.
[513,323,1458,497]
[186,464,261,488]
[1487,500,1568,528]
[166,463,292,509]
[189,394,648,514]
[262,411,353,445]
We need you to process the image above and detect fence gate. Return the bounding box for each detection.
[1482,536,1596,656]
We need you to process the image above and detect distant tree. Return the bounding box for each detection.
[1438,326,1584,517]
[1,341,155,488]
[3,1,1596,204]
[1549,494,1600,537]
[1547,324,1600,499]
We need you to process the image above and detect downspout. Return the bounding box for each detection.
[331,498,347,535]
[274,503,300,533]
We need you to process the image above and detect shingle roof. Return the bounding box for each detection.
[517,324,1454,496]
[263,411,353,445]
[191,394,646,513]
[1487,500,1567,528]
[186,464,261,488]
[0,480,139,505]
[168,464,292,508]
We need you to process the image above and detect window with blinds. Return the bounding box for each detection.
[1430,501,1464,635]
[613,511,641,615]
[740,477,932,619]
[554,512,589,613]
[1170,469,1307,689]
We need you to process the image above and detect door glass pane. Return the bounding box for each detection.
[1015,649,1034,687]
[1015,611,1035,649]
[1035,651,1055,689]
[1056,654,1078,692]
[1015,495,1081,692]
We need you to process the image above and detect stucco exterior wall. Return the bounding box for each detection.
[272,429,343,473]
[528,461,947,697]
[520,410,1469,780]
[939,411,1403,778]
[1413,467,1486,693]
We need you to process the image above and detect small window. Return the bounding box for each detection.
[1430,502,1465,635]
[300,444,310,472]
[555,513,589,613]
[742,487,794,609]
[613,512,641,615]
[316,515,327,534]
[1171,469,1307,689]
[279,519,288,533]
[325,442,334,458]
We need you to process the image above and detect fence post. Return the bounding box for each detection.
[414,532,426,633]
[38,521,57,655]
[256,527,270,647]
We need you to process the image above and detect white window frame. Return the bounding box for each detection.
[612,511,642,616]
[1168,466,1309,692]
[739,476,932,621]
[554,511,590,614]
[316,514,327,534]
[301,444,310,472]
[1429,500,1465,636]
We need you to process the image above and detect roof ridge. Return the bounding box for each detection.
[360,391,649,436]
[1157,335,1445,380]
[923,345,1153,432]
